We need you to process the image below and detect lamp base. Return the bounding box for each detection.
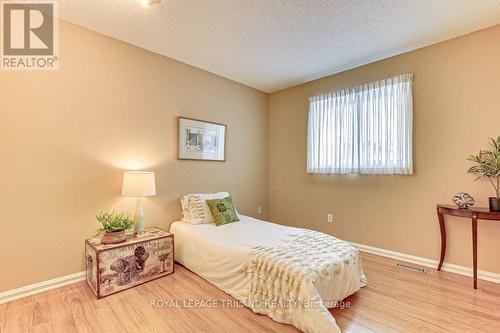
[135,198,145,234]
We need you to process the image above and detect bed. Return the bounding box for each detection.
[170,215,367,333]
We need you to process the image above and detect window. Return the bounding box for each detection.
[307,74,413,174]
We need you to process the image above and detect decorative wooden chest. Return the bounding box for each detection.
[85,228,174,299]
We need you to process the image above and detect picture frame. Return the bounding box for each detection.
[177,117,226,161]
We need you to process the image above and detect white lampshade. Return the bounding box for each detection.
[121,171,156,197]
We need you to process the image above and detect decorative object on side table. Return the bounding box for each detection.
[452,192,475,209]
[95,211,136,244]
[178,117,226,161]
[85,227,174,299]
[467,136,500,212]
[122,171,157,234]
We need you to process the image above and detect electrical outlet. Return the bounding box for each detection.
[327,213,333,223]
[257,206,262,214]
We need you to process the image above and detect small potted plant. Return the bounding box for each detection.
[467,136,500,212]
[95,211,136,244]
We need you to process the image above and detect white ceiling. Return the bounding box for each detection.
[60,0,500,93]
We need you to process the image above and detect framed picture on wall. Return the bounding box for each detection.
[178,117,226,161]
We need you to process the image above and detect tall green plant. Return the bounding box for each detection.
[467,136,500,199]
[95,211,136,235]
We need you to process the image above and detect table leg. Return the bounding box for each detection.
[472,216,478,289]
[437,209,446,271]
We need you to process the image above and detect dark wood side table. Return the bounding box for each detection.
[437,204,500,289]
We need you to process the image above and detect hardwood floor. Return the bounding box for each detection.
[1,253,500,333]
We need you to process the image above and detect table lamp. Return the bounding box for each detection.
[121,171,156,234]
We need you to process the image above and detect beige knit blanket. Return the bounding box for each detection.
[243,230,364,333]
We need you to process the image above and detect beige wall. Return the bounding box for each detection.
[0,21,268,292]
[268,25,500,274]
[1,20,499,293]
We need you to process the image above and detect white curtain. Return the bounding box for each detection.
[307,73,413,174]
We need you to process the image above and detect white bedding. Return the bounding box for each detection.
[170,215,366,333]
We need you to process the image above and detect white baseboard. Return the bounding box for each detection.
[1,242,499,305]
[0,271,85,305]
[351,241,500,284]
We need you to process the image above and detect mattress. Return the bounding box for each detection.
[170,215,366,333]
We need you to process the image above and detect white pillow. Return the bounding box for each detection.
[180,192,230,224]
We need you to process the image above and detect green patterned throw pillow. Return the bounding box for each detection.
[206,196,240,226]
